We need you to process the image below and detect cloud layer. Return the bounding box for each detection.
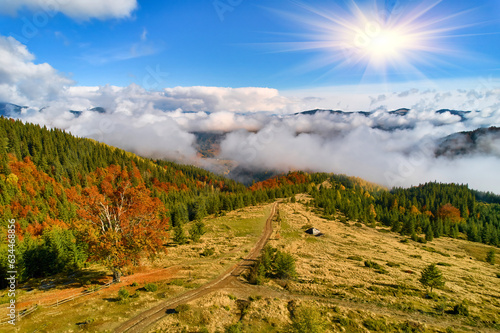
[1,36,500,193]
[0,0,137,20]
[0,36,73,104]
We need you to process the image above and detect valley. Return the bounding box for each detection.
[2,194,499,332]
[0,118,499,333]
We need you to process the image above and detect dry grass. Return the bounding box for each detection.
[0,204,272,333]
[5,196,499,333]
[152,193,500,333]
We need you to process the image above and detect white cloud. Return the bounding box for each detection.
[0,36,73,105]
[162,86,292,113]
[0,0,137,20]
[1,35,499,193]
[218,112,500,192]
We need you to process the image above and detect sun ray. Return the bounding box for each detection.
[265,0,487,84]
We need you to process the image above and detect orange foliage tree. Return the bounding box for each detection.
[437,203,462,223]
[72,165,169,282]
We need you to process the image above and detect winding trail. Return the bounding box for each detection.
[115,202,278,333]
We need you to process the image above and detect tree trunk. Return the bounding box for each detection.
[113,269,121,283]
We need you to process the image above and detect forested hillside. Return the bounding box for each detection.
[310,175,500,246]
[0,117,307,286]
[0,117,498,290]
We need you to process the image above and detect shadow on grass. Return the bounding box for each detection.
[20,268,110,292]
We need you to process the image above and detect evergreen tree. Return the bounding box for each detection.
[189,221,206,243]
[173,224,187,245]
[419,263,445,292]
[486,249,496,265]
[425,225,434,242]
[274,251,297,279]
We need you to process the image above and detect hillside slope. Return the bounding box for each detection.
[150,194,500,333]
[0,117,306,286]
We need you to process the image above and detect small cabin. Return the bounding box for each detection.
[305,227,323,236]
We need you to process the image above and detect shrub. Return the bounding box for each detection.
[175,304,190,313]
[289,306,326,333]
[434,302,447,315]
[144,283,158,292]
[452,302,469,316]
[130,281,139,287]
[417,237,427,243]
[363,318,388,331]
[486,249,496,265]
[364,260,388,274]
[118,287,129,302]
[169,279,184,286]
[437,262,452,267]
[201,247,215,257]
[386,262,401,268]
[225,322,243,333]
[86,284,100,292]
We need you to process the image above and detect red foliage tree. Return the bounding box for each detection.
[249,172,308,191]
[72,165,169,282]
[437,203,462,223]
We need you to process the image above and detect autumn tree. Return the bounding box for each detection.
[73,165,169,282]
[437,203,462,223]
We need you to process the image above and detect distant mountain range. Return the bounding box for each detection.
[1,102,498,165]
[293,108,471,121]
[0,102,108,118]
[0,102,28,116]
[436,126,500,158]
[0,102,475,123]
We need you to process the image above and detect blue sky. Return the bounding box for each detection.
[1,0,500,192]
[1,0,500,92]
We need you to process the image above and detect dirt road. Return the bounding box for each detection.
[115,202,278,333]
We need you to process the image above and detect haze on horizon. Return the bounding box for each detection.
[0,0,499,192]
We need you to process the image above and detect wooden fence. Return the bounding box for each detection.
[0,281,114,325]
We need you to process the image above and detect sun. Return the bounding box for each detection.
[363,29,405,59]
[272,0,472,80]
[353,24,410,65]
